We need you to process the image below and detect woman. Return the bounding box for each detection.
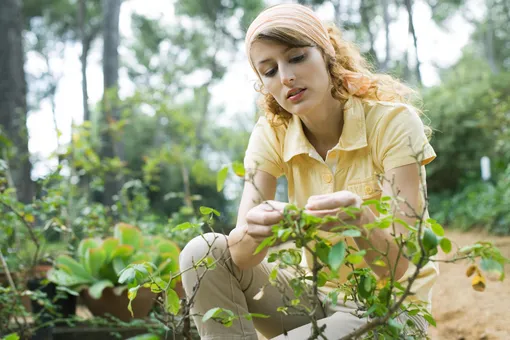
[180,4,438,339]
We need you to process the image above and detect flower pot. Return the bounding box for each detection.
[27,279,77,319]
[27,278,77,340]
[81,286,155,322]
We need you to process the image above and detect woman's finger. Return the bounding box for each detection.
[246,224,274,240]
[247,208,283,226]
[305,192,357,210]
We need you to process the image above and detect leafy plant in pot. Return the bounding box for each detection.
[47,223,181,322]
[0,188,77,339]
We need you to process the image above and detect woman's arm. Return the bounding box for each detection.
[228,170,283,270]
[354,163,421,280]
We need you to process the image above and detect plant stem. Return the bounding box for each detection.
[0,199,40,268]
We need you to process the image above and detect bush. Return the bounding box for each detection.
[429,165,510,234]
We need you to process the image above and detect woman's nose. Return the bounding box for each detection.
[280,67,295,87]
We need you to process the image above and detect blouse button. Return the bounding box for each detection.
[322,173,333,183]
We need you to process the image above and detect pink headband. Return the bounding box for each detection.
[245,4,335,75]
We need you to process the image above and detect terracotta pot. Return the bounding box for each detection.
[81,286,155,322]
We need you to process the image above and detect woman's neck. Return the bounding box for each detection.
[300,96,345,158]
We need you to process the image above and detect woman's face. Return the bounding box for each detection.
[250,40,331,118]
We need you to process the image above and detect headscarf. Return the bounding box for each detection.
[245,3,371,97]
[245,4,335,74]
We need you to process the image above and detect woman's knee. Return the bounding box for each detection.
[179,232,229,270]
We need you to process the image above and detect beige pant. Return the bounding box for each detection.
[179,233,427,340]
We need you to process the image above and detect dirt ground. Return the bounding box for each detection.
[428,229,510,340]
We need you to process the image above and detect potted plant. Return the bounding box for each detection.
[47,223,181,322]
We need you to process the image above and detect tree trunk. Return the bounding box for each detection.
[79,0,91,122]
[360,1,379,68]
[0,0,34,203]
[101,0,122,205]
[380,0,391,70]
[485,0,499,73]
[404,0,422,85]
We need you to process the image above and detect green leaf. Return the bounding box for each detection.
[111,245,135,259]
[423,314,436,327]
[173,222,193,231]
[202,307,222,322]
[3,333,20,340]
[459,244,484,254]
[216,165,229,192]
[328,291,339,306]
[341,229,362,238]
[428,219,445,236]
[88,280,114,299]
[114,223,142,249]
[77,238,100,261]
[113,257,128,275]
[253,236,276,255]
[200,206,213,215]
[422,228,439,252]
[118,267,136,284]
[55,255,94,281]
[361,199,380,207]
[358,276,372,299]
[127,286,140,317]
[394,218,416,231]
[125,334,160,340]
[232,161,245,177]
[480,258,504,280]
[372,259,386,267]
[407,309,420,316]
[346,254,364,265]
[364,276,372,292]
[328,241,346,271]
[85,247,107,278]
[317,271,328,287]
[315,241,330,264]
[47,268,92,287]
[101,238,120,263]
[280,250,302,266]
[440,238,452,254]
[56,285,80,296]
[166,288,180,315]
[388,318,404,334]
[269,268,278,281]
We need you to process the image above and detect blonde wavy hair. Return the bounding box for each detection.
[253,24,423,128]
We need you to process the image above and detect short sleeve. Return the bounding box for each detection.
[374,105,436,171]
[244,117,285,178]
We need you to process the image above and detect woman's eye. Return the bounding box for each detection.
[264,68,277,77]
[290,54,305,63]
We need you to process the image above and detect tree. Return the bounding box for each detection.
[78,0,102,121]
[0,0,34,203]
[402,0,422,85]
[23,0,103,122]
[100,0,123,206]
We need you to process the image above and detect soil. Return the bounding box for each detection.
[429,229,510,340]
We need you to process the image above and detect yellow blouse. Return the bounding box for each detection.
[244,96,439,311]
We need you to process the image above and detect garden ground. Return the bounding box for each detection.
[429,229,510,340]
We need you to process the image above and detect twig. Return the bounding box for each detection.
[0,199,40,268]
[0,249,30,337]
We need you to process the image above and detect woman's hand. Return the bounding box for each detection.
[245,200,288,242]
[304,191,369,232]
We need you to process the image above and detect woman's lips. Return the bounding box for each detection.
[288,89,306,102]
